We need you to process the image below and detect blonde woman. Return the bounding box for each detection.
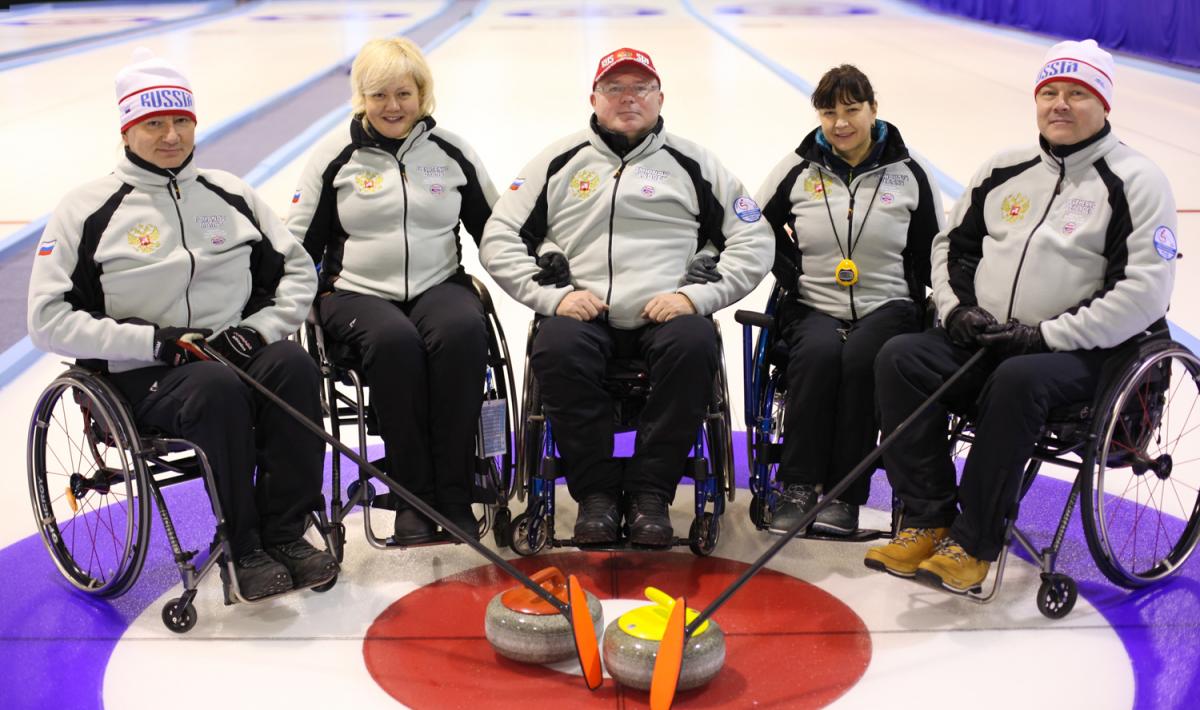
[288,38,499,544]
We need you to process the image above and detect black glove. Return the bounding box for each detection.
[208,326,265,368]
[977,321,1047,357]
[153,327,212,367]
[685,255,723,284]
[533,252,571,288]
[944,305,997,347]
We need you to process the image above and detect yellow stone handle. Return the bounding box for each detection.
[645,586,675,609]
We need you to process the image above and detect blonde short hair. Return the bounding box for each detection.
[350,38,436,119]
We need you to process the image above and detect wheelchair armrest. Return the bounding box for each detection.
[735,310,773,330]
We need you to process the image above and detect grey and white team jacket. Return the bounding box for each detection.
[480,118,773,329]
[757,121,945,321]
[932,124,1178,351]
[27,152,316,373]
[288,116,498,301]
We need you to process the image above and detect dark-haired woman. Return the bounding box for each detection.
[756,64,944,536]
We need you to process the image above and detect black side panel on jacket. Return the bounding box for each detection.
[520,142,589,256]
[68,183,134,372]
[197,176,285,320]
[1063,158,1132,316]
[763,158,809,294]
[428,133,492,245]
[662,145,727,253]
[68,184,134,317]
[945,157,1040,305]
[304,144,358,291]
[903,157,938,304]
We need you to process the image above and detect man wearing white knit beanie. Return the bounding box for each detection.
[28,48,338,606]
[866,38,1179,596]
[116,48,197,170]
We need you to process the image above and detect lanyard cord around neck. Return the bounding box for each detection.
[817,165,886,260]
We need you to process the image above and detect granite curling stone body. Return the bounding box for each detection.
[602,587,725,690]
[485,566,604,664]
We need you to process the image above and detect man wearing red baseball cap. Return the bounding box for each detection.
[865,38,1179,595]
[481,47,772,548]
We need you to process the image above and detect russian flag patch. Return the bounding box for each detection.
[509,178,525,191]
[37,240,55,256]
[292,190,302,204]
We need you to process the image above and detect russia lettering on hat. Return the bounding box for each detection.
[115,48,197,132]
[1035,39,1114,111]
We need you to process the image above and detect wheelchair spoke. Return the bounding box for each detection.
[51,406,89,478]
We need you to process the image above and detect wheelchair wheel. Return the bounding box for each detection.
[1036,573,1077,619]
[161,597,198,633]
[27,370,152,598]
[709,337,736,502]
[492,506,512,547]
[1081,342,1200,588]
[688,512,719,556]
[509,512,548,556]
[514,322,543,504]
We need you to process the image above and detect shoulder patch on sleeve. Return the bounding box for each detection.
[1153,225,1177,260]
[733,195,761,222]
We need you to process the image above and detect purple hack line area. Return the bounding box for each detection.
[1,433,1197,708]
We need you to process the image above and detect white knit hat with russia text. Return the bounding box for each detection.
[115,48,196,132]
[1035,38,1114,111]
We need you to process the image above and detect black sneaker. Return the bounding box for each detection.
[625,492,673,548]
[392,507,440,545]
[768,483,818,536]
[574,492,621,544]
[267,538,339,589]
[812,499,859,536]
[228,548,293,601]
[436,503,480,541]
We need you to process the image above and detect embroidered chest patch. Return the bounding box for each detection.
[1000,193,1030,223]
[127,224,162,254]
[803,174,832,198]
[569,169,601,199]
[354,172,384,194]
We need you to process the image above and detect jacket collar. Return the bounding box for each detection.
[1038,121,1117,174]
[351,115,436,156]
[115,148,198,189]
[798,120,911,182]
[588,114,664,161]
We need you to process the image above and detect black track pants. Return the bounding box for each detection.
[778,298,918,505]
[316,280,487,508]
[111,341,324,556]
[875,327,1112,560]
[531,314,719,501]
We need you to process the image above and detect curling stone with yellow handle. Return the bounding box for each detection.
[485,566,604,664]
[602,587,725,690]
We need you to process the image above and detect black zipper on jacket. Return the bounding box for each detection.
[604,160,627,314]
[399,161,410,301]
[167,174,196,325]
[1004,157,1065,322]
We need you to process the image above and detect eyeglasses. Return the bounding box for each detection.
[594,83,659,99]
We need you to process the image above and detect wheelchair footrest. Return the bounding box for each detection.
[801,528,890,543]
[555,536,691,551]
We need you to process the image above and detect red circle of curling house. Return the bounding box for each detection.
[363,552,872,707]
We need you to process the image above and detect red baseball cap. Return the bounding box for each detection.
[593,47,659,88]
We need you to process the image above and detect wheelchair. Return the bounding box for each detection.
[943,332,1200,618]
[509,317,735,557]
[304,276,519,555]
[26,365,337,633]
[736,282,897,542]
